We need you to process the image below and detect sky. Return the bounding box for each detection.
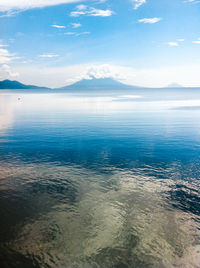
[0,0,200,88]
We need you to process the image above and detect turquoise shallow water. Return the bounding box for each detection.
[0,88,200,267]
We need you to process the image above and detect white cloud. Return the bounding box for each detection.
[138,17,162,24]
[64,32,76,35]
[0,0,83,12]
[71,23,82,28]
[192,38,200,44]
[76,4,87,10]
[88,8,113,17]
[0,10,19,17]
[186,0,200,3]
[0,45,21,80]
[131,0,146,10]
[168,42,179,47]
[70,6,114,17]
[0,48,14,64]
[84,64,126,80]
[167,39,184,46]
[39,54,59,58]
[70,11,86,17]
[76,31,90,36]
[64,31,90,36]
[0,44,9,47]
[0,48,12,57]
[0,64,19,78]
[0,47,19,79]
[51,24,66,29]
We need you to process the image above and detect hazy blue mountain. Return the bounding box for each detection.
[0,79,50,90]
[167,83,184,88]
[56,78,140,90]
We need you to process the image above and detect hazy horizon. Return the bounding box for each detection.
[0,76,190,89]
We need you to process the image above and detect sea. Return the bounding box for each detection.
[0,88,200,268]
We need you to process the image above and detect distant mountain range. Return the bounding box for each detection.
[0,79,50,90]
[0,78,187,90]
[0,78,141,90]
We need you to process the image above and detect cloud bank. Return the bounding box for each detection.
[0,0,83,12]
[10,62,200,88]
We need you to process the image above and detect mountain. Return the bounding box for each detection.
[56,77,140,90]
[167,83,184,88]
[0,80,50,90]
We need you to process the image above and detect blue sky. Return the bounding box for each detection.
[0,0,200,87]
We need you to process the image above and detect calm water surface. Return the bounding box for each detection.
[0,88,200,268]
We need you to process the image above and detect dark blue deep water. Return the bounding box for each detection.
[0,88,200,267]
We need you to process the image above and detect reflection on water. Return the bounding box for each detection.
[0,89,200,267]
